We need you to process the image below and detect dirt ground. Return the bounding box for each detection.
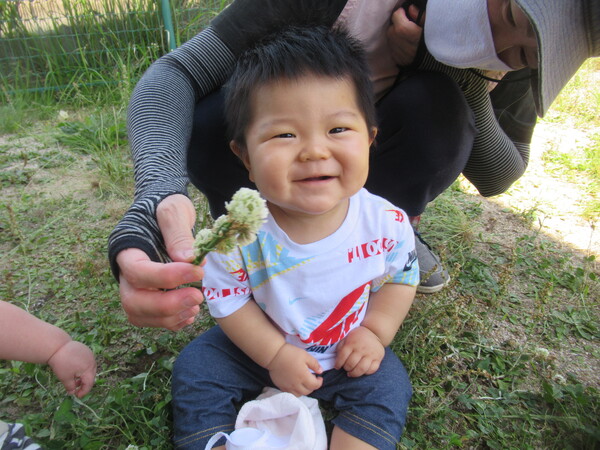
[461,121,598,258]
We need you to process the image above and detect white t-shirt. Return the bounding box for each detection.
[203,189,419,370]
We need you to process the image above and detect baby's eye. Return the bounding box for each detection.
[329,127,348,134]
[274,133,295,139]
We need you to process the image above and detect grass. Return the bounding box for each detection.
[542,131,600,221]
[1,0,165,101]
[1,0,229,104]
[1,23,599,450]
[402,193,599,448]
[540,59,600,223]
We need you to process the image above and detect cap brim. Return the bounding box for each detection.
[515,0,588,117]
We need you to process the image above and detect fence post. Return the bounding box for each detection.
[160,0,177,51]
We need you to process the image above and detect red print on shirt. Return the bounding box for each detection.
[230,268,248,282]
[347,238,397,263]
[203,286,250,300]
[386,209,405,222]
[300,282,370,345]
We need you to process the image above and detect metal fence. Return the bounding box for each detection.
[0,0,228,98]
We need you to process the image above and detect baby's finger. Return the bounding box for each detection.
[342,352,363,374]
[301,374,323,395]
[75,368,97,398]
[60,376,78,395]
[306,356,323,375]
[334,342,351,370]
[365,359,381,376]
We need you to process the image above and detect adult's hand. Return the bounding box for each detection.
[387,5,424,67]
[117,194,204,331]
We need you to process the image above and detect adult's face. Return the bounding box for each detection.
[487,0,538,69]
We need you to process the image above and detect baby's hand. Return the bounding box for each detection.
[335,326,385,377]
[267,344,323,397]
[48,340,97,398]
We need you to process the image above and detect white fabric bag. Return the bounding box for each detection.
[205,387,327,450]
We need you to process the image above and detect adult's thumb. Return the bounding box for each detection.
[156,194,197,262]
[166,228,196,262]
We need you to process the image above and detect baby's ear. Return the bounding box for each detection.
[230,140,248,164]
[230,141,253,180]
[369,127,378,145]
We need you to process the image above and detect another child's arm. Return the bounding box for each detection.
[335,283,416,377]
[216,301,323,396]
[0,301,97,398]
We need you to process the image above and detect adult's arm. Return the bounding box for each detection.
[489,68,538,150]
[107,27,237,278]
[415,54,531,196]
[107,0,349,278]
[106,0,348,329]
[107,28,236,330]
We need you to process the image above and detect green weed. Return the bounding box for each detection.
[544,59,600,128]
[57,107,133,197]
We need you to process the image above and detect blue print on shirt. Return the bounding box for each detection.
[242,231,313,288]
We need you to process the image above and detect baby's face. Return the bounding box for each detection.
[488,0,538,69]
[238,74,374,222]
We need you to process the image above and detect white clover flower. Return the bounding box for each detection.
[194,228,214,247]
[192,188,268,264]
[533,347,550,360]
[213,215,232,238]
[552,373,566,385]
[193,229,216,257]
[226,187,269,232]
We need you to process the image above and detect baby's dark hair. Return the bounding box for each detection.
[224,26,376,148]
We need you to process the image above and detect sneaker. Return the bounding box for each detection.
[414,231,450,294]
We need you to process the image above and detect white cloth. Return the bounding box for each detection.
[424,0,512,71]
[204,388,327,450]
[203,189,419,371]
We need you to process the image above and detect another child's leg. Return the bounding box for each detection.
[330,426,377,450]
[316,347,412,450]
[172,326,272,449]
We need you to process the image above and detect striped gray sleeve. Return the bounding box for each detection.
[108,27,236,278]
[418,55,530,197]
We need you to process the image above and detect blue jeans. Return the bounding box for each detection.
[172,326,412,449]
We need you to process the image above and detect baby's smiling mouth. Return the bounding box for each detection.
[299,175,334,182]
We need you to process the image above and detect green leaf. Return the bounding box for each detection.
[53,397,76,424]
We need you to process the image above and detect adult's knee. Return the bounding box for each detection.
[187,90,253,217]
[377,71,476,160]
[398,71,474,128]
